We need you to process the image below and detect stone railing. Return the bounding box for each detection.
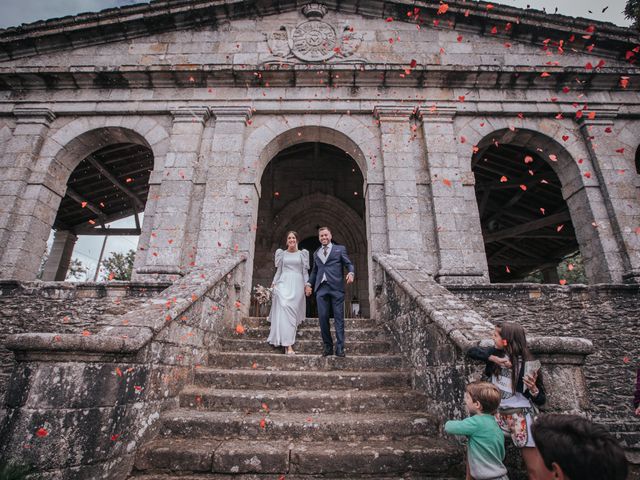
[0,256,246,479]
[373,254,594,421]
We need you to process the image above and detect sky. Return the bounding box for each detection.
[0,0,632,28]
[3,0,632,279]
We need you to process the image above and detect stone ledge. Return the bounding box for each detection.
[447,283,640,295]
[0,279,170,298]
[3,256,245,358]
[5,328,152,355]
[374,253,594,358]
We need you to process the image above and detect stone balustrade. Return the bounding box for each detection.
[373,253,594,420]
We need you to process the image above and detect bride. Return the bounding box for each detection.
[267,231,309,354]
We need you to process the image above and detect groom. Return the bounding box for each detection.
[305,226,355,358]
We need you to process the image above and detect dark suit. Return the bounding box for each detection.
[308,243,355,354]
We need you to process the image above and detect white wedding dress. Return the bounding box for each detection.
[267,249,309,347]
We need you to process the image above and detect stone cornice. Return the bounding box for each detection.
[171,106,210,124]
[576,107,620,126]
[210,106,253,122]
[13,107,56,124]
[373,105,418,121]
[4,63,634,93]
[0,0,637,63]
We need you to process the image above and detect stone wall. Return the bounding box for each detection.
[449,283,640,418]
[0,281,169,403]
[0,257,245,479]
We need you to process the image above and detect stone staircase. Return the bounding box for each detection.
[130,317,463,479]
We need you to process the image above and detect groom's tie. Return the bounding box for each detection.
[323,245,328,257]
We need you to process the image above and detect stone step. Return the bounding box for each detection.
[241,317,378,329]
[134,438,462,476]
[131,475,460,480]
[159,410,440,442]
[240,326,386,341]
[131,475,461,480]
[194,368,411,390]
[218,338,392,355]
[179,386,429,413]
[207,352,403,371]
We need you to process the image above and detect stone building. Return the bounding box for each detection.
[0,0,638,478]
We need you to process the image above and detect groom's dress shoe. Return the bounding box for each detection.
[322,348,333,357]
[335,350,345,358]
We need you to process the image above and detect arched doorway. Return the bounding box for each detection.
[40,129,154,281]
[472,130,581,283]
[252,142,368,317]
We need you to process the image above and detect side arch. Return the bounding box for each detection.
[461,120,624,283]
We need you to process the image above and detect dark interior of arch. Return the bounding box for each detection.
[53,143,154,232]
[473,143,579,282]
[252,141,367,316]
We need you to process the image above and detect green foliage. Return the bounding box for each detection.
[101,249,136,281]
[0,462,32,480]
[522,251,587,285]
[66,258,89,281]
[625,0,640,29]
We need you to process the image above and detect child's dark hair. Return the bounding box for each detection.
[493,322,534,394]
[532,414,628,480]
[466,381,501,415]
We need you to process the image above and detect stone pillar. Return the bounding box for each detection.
[135,107,210,280]
[41,230,78,281]
[373,106,426,264]
[195,106,253,310]
[420,106,489,284]
[577,110,639,283]
[0,108,57,281]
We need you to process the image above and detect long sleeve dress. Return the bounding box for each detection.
[267,249,309,347]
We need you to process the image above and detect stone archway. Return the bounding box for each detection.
[252,142,369,317]
[471,127,621,284]
[15,124,166,281]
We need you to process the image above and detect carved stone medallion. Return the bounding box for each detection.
[264,2,364,64]
[290,19,337,62]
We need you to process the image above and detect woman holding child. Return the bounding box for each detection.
[467,322,547,478]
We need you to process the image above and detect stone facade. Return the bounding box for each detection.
[0,0,637,293]
[0,0,639,477]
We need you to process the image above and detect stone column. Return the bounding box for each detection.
[0,108,57,281]
[41,230,78,281]
[195,106,253,310]
[420,106,489,284]
[135,107,210,280]
[373,106,426,264]
[577,109,639,283]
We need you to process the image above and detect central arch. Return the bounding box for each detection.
[251,140,369,317]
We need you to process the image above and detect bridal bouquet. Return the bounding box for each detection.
[253,284,272,306]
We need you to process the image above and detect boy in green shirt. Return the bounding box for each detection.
[445,381,509,480]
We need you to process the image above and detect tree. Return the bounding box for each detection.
[66,258,89,281]
[101,249,136,281]
[522,251,587,284]
[625,0,640,30]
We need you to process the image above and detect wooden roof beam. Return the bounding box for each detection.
[85,154,145,210]
[65,187,107,223]
[484,210,571,243]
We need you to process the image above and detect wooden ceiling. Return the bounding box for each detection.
[54,143,153,235]
[473,143,578,282]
